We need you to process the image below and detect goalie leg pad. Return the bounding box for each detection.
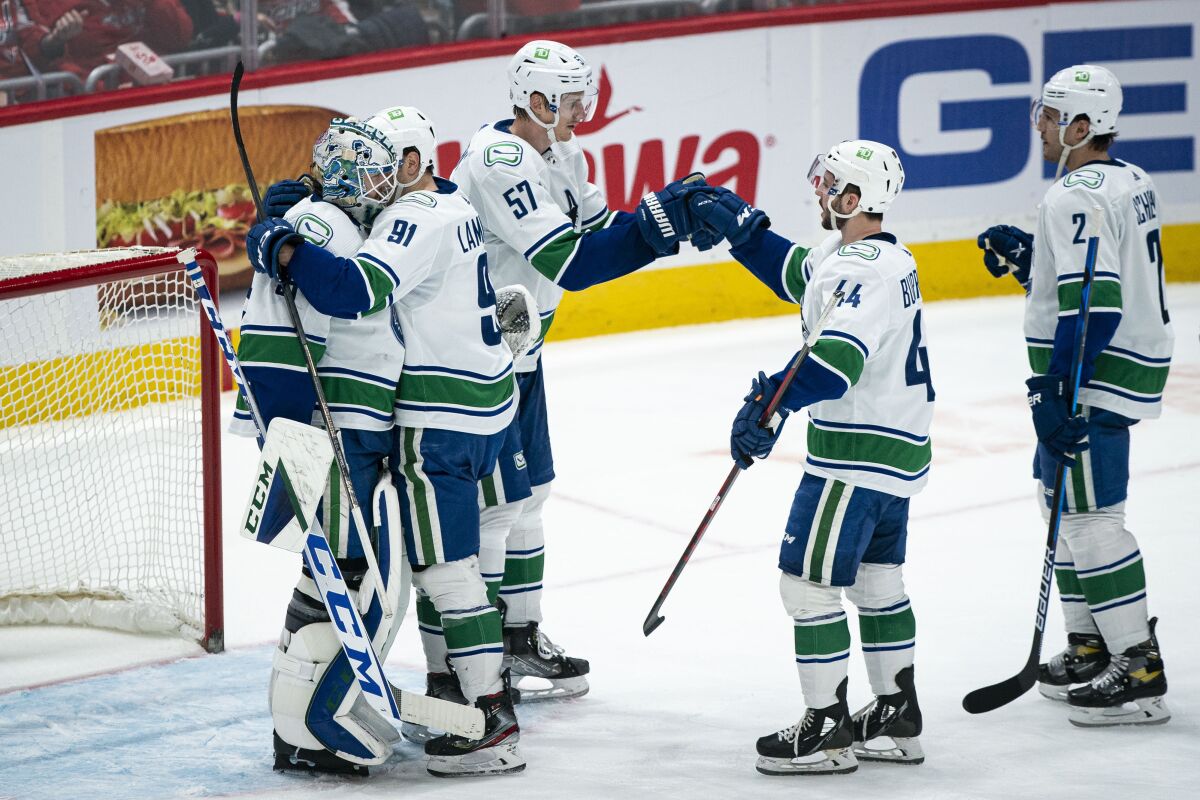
[780,570,849,710]
[500,483,549,625]
[1057,502,1150,654]
[270,572,398,766]
[846,563,915,697]
[412,557,505,702]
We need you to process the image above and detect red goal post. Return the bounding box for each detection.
[0,247,223,652]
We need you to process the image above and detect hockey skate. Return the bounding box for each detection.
[1067,618,1170,728]
[852,666,924,765]
[425,686,525,777]
[1037,632,1110,702]
[400,671,469,744]
[272,730,369,776]
[755,678,858,776]
[504,621,590,701]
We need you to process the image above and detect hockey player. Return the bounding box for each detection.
[246,107,531,777]
[688,141,931,774]
[977,65,1172,727]
[236,117,408,776]
[448,39,716,702]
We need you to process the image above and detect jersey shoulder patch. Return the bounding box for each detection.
[836,241,882,261]
[483,141,525,168]
[1061,167,1106,189]
[398,191,439,209]
[292,212,336,247]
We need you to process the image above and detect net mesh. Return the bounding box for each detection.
[0,250,210,642]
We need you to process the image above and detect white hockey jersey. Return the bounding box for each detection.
[451,121,610,372]
[352,180,517,435]
[232,198,403,435]
[783,233,935,497]
[1025,158,1174,419]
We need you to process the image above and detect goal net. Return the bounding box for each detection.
[0,247,223,652]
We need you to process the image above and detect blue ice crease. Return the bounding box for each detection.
[0,645,435,800]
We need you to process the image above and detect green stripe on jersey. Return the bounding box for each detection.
[237,332,327,371]
[442,607,502,652]
[1055,566,1083,598]
[402,428,437,564]
[1028,346,1169,399]
[398,370,515,410]
[530,230,581,283]
[1058,277,1122,313]
[859,606,916,646]
[356,257,398,317]
[782,246,812,302]
[807,423,931,475]
[320,373,396,417]
[503,552,544,586]
[539,310,557,341]
[810,338,866,386]
[416,593,442,628]
[794,615,850,657]
[808,480,847,580]
[1079,557,1146,606]
[584,211,613,233]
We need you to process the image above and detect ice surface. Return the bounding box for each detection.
[2,288,1197,799]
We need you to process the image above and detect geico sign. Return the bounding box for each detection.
[434,66,760,211]
[859,24,1194,189]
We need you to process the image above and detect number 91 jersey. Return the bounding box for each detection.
[797,235,935,498]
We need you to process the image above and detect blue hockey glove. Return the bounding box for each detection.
[1026,374,1090,468]
[263,178,314,217]
[978,225,1033,287]
[689,224,725,253]
[635,172,712,255]
[730,371,790,469]
[689,189,770,248]
[247,217,302,281]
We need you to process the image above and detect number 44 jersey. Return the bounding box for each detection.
[1025,159,1174,419]
[786,233,936,498]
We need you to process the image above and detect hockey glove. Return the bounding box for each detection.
[247,218,303,281]
[263,178,314,217]
[978,225,1033,287]
[1026,374,1090,468]
[731,371,790,469]
[689,189,770,249]
[635,172,712,255]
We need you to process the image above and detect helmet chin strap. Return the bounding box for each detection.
[1055,124,1095,179]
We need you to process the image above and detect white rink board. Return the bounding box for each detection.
[3,0,1197,264]
[1,286,1197,798]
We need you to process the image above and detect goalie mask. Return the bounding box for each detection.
[807,140,904,223]
[313,118,400,228]
[508,40,598,137]
[365,105,438,190]
[1032,64,1122,178]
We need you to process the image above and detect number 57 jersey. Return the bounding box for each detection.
[794,235,935,497]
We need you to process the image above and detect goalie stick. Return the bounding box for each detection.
[643,288,844,637]
[180,248,483,739]
[962,206,1103,714]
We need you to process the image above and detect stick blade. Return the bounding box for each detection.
[642,614,665,637]
[962,672,1035,714]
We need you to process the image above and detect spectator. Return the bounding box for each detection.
[262,0,428,65]
[25,0,193,79]
[178,0,237,49]
[1,0,49,81]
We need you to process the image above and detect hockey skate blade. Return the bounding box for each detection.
[511,674,589,702]
[756,747,859,776]
[853,736,924,765]
[1037,681,1071,703]
[427,742,526,778]
[1068,696,1171,728]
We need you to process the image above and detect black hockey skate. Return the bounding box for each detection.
[504,621,590,701]
[400,671,469,744]
[852,665,924,765]
[272,730,369,776]
[756,678,858,776]
[1037,632,1110,702]
[1067,618,1170,727]
[425,685,525,777]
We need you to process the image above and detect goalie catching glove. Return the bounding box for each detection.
[495,284,540,358]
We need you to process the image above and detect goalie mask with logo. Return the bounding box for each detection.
[313,118,400,229]
[807,140,904,231]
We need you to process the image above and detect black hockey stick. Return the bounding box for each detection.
[229,62,393,618]
[962,206,1102,713]
[643,288,843,637]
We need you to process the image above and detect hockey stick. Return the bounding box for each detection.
[180,247,484,739]
[643,288,844,637]
[230,62,392,621]
[962,205,1103,714]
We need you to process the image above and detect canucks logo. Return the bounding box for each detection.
[514,452,527,470]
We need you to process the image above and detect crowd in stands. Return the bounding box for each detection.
[0,0,826,105]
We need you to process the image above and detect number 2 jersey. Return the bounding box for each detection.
[1025,158,1174,419]
[231,197,403,436]
[730,229,935,498]
[280,178,516,436]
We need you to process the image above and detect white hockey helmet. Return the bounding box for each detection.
[807,140,905,219]
[508,40,598,129]
[1032,65,1122,178]
[312,117,400,227]
[366,105,438,188]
